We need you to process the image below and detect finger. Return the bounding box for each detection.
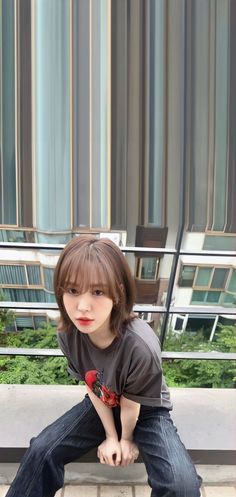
[114,449,122,466]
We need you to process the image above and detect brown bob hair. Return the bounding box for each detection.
[54,235,136,334]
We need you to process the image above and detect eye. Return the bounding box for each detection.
[93,289,104,296]
[67,288,79,296]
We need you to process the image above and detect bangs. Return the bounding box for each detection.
[57,246,117,299]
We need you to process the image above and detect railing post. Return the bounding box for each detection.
[159,0,188,348]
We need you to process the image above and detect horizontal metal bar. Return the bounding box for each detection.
[179,249,236,257]
[0,302,59,310]
[0,347,235,360]
[161,351,236,360]
[0,242,65,250]
[0,347,63,357]
[0,242,235,257]
[0,301,235,316]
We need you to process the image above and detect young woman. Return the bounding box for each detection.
[6,235,202,497]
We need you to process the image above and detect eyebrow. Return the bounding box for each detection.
[64,282,108,289]
[89,283,108,289]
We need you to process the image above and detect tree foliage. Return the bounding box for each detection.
[0,291,15,332]
[0,321,235,387]
[0,323,76,385]
[162,325,236,388]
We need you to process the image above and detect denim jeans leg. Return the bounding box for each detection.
[134,409,202,497]
[5,395,105,497]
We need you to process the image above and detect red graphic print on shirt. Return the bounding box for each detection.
[85,370,120,408]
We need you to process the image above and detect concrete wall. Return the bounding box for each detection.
[0,384,235,465]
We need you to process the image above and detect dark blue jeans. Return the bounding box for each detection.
[6,395,202,497]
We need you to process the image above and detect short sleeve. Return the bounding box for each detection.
[57,331,82,381]
[122,345,164,406]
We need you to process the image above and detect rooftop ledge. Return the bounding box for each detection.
[0,385,235,467]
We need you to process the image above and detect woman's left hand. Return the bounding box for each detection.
[120,438,139,466]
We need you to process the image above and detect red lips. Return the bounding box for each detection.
[76,318,93,326]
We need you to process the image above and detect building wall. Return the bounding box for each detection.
[0,0,235,327]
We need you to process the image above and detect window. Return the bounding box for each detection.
[192,290,221,305]
[211,268,229,289]
[0,264,41,286]
[178,266,196,287]
[185,315,215,335]
[26,265,41,285]
[195,267,212,286]
[3,288,55,303]
[194,267,229,290]
[136,258,159,280]
[228,269,236,293]
[0,265,27,285]
[33,316,47,329]
[15,316,34,330]
[203,235,236,251]
[175,317,185,331]
[43,267,54,292]
[221,293,236,306]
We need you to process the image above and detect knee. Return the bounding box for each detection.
[28,433,51,461]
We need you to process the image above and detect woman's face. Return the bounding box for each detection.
[63,284,114,339]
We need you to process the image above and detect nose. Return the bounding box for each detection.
[76,292,91,312]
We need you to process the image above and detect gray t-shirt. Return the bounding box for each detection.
[57,318,172,409]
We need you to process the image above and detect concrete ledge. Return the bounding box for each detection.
[0,384,235,464]
[1,463,236,486]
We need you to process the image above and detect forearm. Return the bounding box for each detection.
[86,386,118,439]
[120,395,140,441]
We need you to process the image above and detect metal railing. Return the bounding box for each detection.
[0,241,236,361]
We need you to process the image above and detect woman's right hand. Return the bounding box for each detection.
[97,437,122,466]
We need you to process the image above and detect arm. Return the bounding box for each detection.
[86,386,121,466]
[119,395,140,466]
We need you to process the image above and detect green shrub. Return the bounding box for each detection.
[162,325,236,388]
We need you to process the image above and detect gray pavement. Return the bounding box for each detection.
[1,483,236,497]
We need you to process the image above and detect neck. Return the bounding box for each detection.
[88,328,116,349]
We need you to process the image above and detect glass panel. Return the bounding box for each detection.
[191,290,207,303]
[148,0,165,225]
[227,270,236,293]
[188,0,209,231]
[44,292,56,303]
[15,316,33,328]
[203,235,236,251]
[34,316,47,328]
[27,265,41,285]
[0,0,17,224]
[211,268,228,289]
[6,288,46,302]
[185,316,215,334]
[7,230,26,242]
[91,0,109,228]
[43,267,54,292]
[179,266,196,287]
[206,291,221,303]
[140,258,158,280]
[212,0,229,230]
[72,0,90,227]
[0,265,27,285]
[195,267,212,287]
[221,293,236,306]
[175,317,184,331]
[33,0,71,231]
